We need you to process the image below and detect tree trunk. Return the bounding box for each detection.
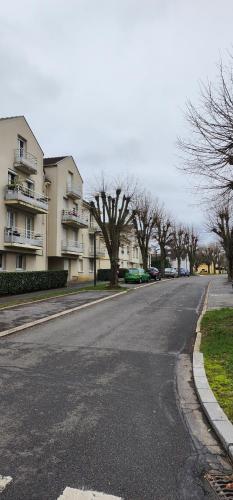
[189,255,194,276]
[160,247,166,278]
[177,256,181,277]
[227,252,233,281]
[207,263,210,274]
[110,256,119,287]
[141,248,148,272]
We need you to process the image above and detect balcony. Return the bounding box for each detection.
[4,227,43,250]
[61,210,88,228]
[14,149,37,175]
[89,246,105,258]
[62,241,84,255]
[5,186,48,214]
[66,184,82,199]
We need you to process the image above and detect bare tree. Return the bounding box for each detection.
[178,58,233,197]
[132,192,158,271]
[170,225,186,276]
[184,228,198,276]
[154,208,173,277]
[90,185,134,287]
[209,201,233,280]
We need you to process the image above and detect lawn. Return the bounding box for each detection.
[201,308,233,423]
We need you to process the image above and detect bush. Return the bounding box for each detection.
[97,268,111,281]
[0,270,68,295]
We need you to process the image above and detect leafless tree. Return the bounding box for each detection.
[184,228,198,276]
[170,225,187,276]
[208,200,233,280]
[90,184,134,287]
[178,58,233,197]
[132,192,158,271]
[153,207,173,277]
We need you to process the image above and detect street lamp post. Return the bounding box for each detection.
[93,231,97,287]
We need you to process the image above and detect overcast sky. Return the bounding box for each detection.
[1,0,233,242]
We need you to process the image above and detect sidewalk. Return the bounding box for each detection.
[0,289,119,335]
[207,275,233,309]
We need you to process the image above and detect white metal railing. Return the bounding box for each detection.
[5,185,48,211]
[89,246,105,257]
[4,226,43,247]
[62,240,84,254]
[14,149,37,172]
[62,210,88,226]
[66,184,82,198]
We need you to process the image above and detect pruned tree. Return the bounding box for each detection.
[209,201,233,280]
[170,225,186,276]
[132,192,158,271]
[184,227,198,276]
[90,186,134,287]
[154,207,173,277]
[178,57,233,198]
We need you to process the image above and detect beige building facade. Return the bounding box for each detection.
[0,116,47,272]
[0,116,144,280]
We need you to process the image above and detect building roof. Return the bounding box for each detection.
[43,156,68,166]
[0,115,44,154]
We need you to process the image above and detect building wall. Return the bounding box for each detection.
[0,117,47,272]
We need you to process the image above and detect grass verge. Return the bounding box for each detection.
[0,283,128,310]
[201,308,233,423]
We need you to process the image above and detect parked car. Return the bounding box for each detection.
[179,267,190,277]
[164,267,178,278]
[147,267,161,281]
[125,268,150,284]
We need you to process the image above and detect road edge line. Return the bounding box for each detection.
[193,281,233,462]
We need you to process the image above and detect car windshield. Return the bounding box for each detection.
[128,269,139,274]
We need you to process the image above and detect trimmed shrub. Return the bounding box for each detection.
[118,268,128,278]
[97,268,111,281]
[0,270,68,295]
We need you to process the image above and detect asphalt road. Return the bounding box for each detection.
[0,277,228,499]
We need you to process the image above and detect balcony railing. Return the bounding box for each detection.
[5,185,48,213]
[66,184,82,199]
[61,210,88,227]
[4,227,43,248]
[89,246,105,258]
[62,241,84,254]
[14,149,37,174]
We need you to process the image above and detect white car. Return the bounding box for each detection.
[164,267,178,278]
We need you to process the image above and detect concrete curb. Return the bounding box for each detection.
[193,282,233,462]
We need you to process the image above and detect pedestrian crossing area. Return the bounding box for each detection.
[57,488,122,500]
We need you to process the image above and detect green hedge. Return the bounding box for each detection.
[97,268,111,281]
[97,267,128,281]
[0,270,68,295]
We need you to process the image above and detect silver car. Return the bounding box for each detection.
[164,267,178,278]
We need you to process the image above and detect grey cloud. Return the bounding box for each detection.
[0,0,233,238]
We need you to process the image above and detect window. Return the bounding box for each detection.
[26,179,34,196]
[67,171,73,187]
[25,216,34,238]
[7,210,16,228]
[16,254,25,270]
[18,137,26,157]
[0,254,4,270]
[8,170,17,186]
[89,259,94,273]
[78,259,83,273]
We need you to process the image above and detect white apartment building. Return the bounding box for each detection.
[0,116,47,272]
[44,156,88,280]
[0,116,144,280]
